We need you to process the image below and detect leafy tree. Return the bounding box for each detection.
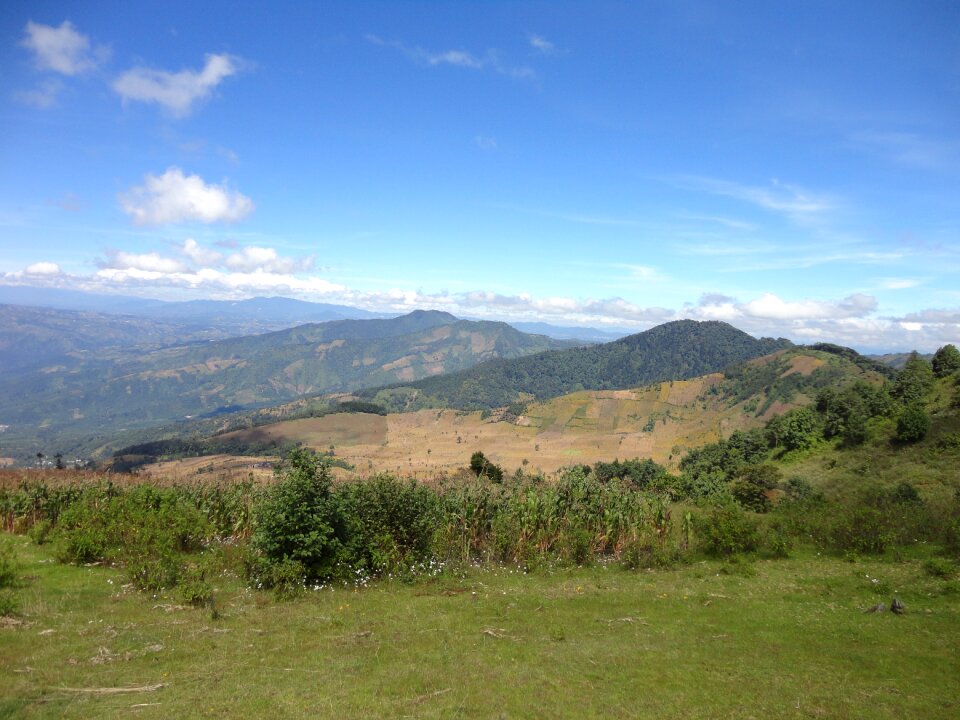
[731,480,771,512]
[895,403,930,443]
[593,458,669,488]
[815,381,891,446]
[739,463,782,490]
[469,451,504,483]
[730,463,781,512]
[893,352,935,403]
[766,407,820,451]
[932,344,960,378]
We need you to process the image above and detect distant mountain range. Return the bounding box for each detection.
[0,308,572,460]
[362,320,792,411]
[0,286,619,343]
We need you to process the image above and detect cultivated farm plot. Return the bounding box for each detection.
[217,415,389,449]
[136,376,779,481]
[1,536,958,719]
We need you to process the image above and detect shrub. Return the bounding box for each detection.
[0,590,18,617]
[896,404,930,443]
[250,449,348,584]
[924,558,954,578]
[694,504,759,557]
[829,506,891,554]
[26,519,53,545]
[731,480,771,513]
[177,561,215,606]
[53,486,210,568]
[561,527,593,566]
[337,474,441,576]
[943,518,960,558]
[0,539,18,589]
[127,552,181,592]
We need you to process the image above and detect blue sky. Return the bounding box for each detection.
[1,1,958,352]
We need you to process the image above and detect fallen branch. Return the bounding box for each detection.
[481,628,511,639]
[57,684,165,695]
[412,688,452,705]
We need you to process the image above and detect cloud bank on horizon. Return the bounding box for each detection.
[1,4,958,353]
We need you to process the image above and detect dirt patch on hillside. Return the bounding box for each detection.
[781,354,825,377]
[217,414,388,448]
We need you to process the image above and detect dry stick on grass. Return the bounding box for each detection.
[56,684,165,695]
[481,628,511,639]
[411,688,452,705]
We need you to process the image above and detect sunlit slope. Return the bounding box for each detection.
[146,346,886,479]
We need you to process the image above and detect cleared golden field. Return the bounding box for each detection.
[138,374,800,481]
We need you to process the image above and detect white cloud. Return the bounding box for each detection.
[113,53,239,116]
[96,241,311,277]
[877,277,921,290]
[119,167,254,225]
[899,308,960,325]
[102,250,187,274]
[740,293,877,320]
[24,262,62,276]
[225,246,312,274]
[92,266,344,298]
[21,20,107,76]
[182,238,223,267]
[474,136,497,151]
[621,264,663,281]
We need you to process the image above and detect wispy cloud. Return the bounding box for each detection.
[492,203,644,227]
[852,131,960,171]
[678,241,778,257]
[529,34,556,54]
[716,250,906,273]
[13,79,63,108]
[877,277,922,290]
[113,53,241,117]
[676,175,836,224]
[680,214,756,231]
[365,34,535,80]
[474,135,497,151]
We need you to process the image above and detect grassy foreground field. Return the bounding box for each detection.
[2,534,957,719]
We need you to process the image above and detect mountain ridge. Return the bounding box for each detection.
[362,319,791,411]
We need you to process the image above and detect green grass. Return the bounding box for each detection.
[2,534,958,719]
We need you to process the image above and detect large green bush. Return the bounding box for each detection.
[693,504,759,557]
[337,474,441,576]
[250,449,348,585]
[47,484,210,591]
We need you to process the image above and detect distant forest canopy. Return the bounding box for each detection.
[361,319,791,411]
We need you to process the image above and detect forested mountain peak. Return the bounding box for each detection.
[362,319,792,411]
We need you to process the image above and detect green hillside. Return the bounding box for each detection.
[0,304,226,373]
[0,311,570,462]
[363,319,790,411]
